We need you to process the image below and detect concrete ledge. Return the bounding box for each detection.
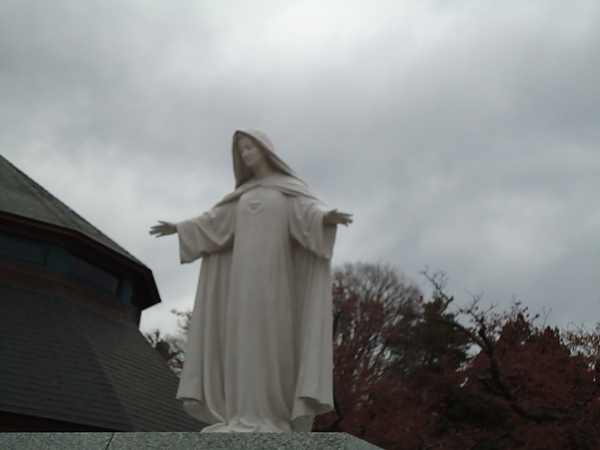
[0,432,382,449]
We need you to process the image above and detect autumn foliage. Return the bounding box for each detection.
[148,263,600,449]
[314,264,600,449]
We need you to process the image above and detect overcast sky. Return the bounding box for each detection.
[2,0,599,336]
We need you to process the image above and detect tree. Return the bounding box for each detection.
[314,263,424,432]
[145,309,190,375]
[315,263,471,446]
[319,266,600,449]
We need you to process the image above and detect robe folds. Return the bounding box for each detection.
[175,173,336,432]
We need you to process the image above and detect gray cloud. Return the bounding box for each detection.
[2,0,599,334]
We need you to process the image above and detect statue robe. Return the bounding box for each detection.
[175,173,335,432]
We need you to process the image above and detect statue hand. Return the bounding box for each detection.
[323,209,353,227]
[149,221,177,237]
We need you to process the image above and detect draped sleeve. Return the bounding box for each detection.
[176,202,236,263]
[286,194,338,426]
[288,196,337,258]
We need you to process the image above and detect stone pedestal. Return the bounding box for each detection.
[0,432,382,449]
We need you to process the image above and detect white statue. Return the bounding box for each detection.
[150,129,352,433]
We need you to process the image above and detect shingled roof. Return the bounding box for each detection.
[0,155,139,263]
[0,282,202,431]
[0,155,204,431]
[0,155,160,311]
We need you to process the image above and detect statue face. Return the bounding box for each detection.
[238,136,265,169]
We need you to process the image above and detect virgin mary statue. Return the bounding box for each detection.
[150,129,352,433]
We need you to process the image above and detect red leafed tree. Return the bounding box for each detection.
[425,299,600,449]
[314,264,471,445]
[145,309,191,375]
[313,263,425,433]
[317,265,600,450]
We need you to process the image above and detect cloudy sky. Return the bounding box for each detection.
[2,0,599,335]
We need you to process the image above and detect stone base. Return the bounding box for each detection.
[0,432,382,449]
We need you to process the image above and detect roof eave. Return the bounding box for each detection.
[0,211,161,310]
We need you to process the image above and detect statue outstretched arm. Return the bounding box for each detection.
[149,221,177,237]
[323,209,353,227]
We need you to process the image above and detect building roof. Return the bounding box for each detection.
[0,154,161,311]
[0,155,201,431]
[0,282,202,431]
[0,155,140,264]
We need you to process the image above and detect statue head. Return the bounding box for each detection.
[231,129,298,187]
[235,134,269,170]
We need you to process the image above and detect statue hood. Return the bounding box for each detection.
[217,128,318,206]
[231,128,301,188]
